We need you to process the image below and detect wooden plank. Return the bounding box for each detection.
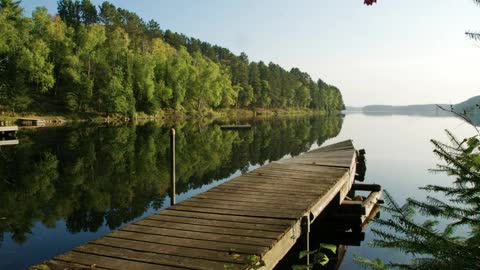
[194,191,319,214]
[232,176,336,190]
[261,162,348,173]
[0,140,19,146]
[361,191,382,223]
[362,204,381,231]
[210,185,321,198]
[193,191,311,206]
[55,251,185,270]
[251,168,346,179]
[147,214,287,232]
[121,223,276,247]
[170,204,299,219]
[74,244,246,270]
[242,172,341,183]
[352,183,382,192]
[261,218,303,269]
[0,126,18,132]
[37,259,109,270]
[312,140,354,152]
[109,230,268,255]
[309,170,350,221]
[184,197,307,211]
[245,168,345,179]
[158,209,294,226]
[175,201,304,218]
[214,182,328,194]
[93,237,251,264]
[135,219,281,239]
[220,181,330,195]
[274,159,353,168]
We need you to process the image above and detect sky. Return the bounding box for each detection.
[20,0,480,106]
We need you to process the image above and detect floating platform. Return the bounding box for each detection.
[33,140,379,270]
[18,118,46,126]
[0,139,19,146]
[0,126,18,138]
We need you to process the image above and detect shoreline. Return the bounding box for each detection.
[0,108,337,127]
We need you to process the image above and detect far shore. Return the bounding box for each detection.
[0,108,337,127]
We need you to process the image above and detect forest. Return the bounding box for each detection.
[0,0,345,116]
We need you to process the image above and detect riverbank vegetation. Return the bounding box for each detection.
[0,0,344,118]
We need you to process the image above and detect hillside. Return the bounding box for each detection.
[346,96,480,125]
[454,95,480,113]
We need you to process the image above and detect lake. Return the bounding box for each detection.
[0,113,474,270]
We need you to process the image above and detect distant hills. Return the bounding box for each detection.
[345,95,480,125]
[453,95,480,114]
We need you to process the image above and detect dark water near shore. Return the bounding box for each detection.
[0,113,474,269]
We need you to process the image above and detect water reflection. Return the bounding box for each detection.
[0,115,343,269]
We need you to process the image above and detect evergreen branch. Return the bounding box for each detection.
[436,106,480,134]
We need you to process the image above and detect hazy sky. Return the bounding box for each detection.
[21,0,480,106]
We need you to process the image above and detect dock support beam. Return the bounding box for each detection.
[170,128,176,205]
[301,215,311,266]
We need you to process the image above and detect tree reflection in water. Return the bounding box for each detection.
[0,115,343,246]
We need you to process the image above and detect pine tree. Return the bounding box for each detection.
[357,128,480,270]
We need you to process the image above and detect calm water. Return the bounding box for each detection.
[0,113,474,269]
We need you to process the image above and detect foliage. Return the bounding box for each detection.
[357,129,480,270]
[292,243,339,270]
[0,0,344,115]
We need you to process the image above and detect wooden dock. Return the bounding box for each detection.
[0,125,18,138]
[35,140,366,270]
[18,118,46,126]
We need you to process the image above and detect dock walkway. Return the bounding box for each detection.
[38,140,359,270]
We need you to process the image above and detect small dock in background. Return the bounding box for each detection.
[34,140,382,270]
[0,125,18,138]
[18,118,46,126]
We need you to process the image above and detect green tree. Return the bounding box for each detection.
[357,129,480,270]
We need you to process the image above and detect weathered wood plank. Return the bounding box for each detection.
[135,219,281,239]
[121,223,276,247]
[174,201,304,219]
[219,180,330,195]
[185,196,307,211]
[38,259,109,270]
[74,244,245,270]
[55,251,186,270]
[92,237,251,264]
[158,209,294,226]
[109,230,268,255]
[261,218,303,269]
[232,176,335,189]
[181,197,306,212]
[211,184,324,196]
[0,126,18,132]
[170,204,299,219]
[147,214,288,232]
[0,140,19,146]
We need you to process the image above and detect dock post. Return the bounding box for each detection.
[301,215,311,266]
[170,128,176,205]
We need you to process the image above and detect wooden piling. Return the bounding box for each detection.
[170,128,176,206]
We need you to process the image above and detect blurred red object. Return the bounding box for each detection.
[364,0,377,5]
